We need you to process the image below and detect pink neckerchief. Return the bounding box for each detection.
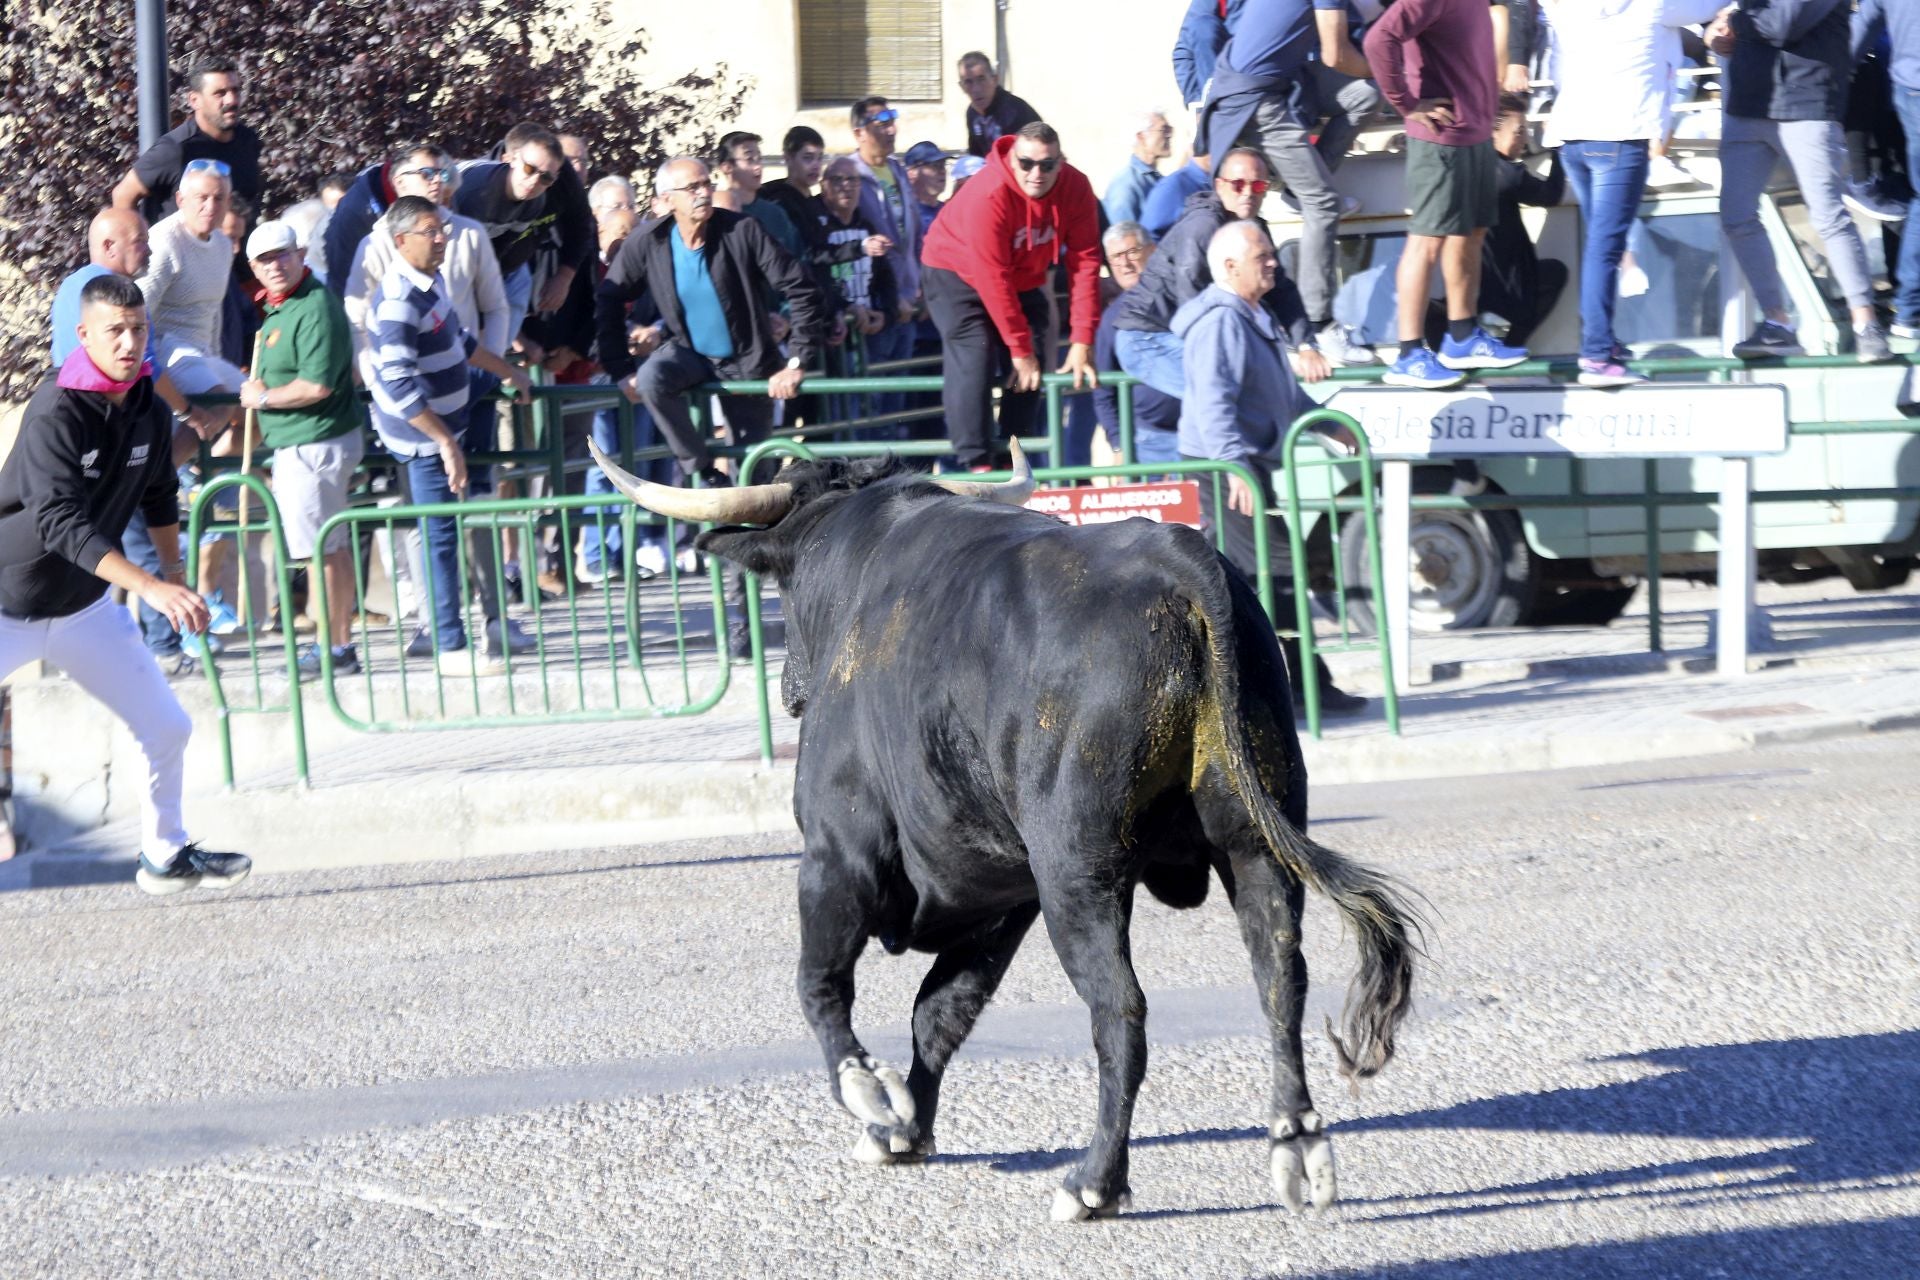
[57,346,153,395]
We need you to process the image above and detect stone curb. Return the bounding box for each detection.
[10,701,1915,886]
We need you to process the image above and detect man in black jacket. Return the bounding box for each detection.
[0,274,249,896]
[1112,148,1330,397]
[595,156,828,484]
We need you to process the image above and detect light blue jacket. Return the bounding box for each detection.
[1172,284,1308,464]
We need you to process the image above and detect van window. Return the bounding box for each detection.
[1613,211,1723,349]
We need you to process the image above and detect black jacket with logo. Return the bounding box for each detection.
[0,375,179,618]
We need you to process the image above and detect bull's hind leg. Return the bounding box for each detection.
[855,902,1043,1166]
[1033,870,1147,1222]
[796,847,915,1139]
[1216,839,1336,1212]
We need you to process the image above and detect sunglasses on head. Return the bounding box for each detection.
[861,108,899,126]
[516,158,560,187]
[1016,155,1061,174]
[1217,177,1271,195]
[183,158,232,178]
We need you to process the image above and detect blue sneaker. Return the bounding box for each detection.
[1382,347,1467,389]
[1438,327,1529,370]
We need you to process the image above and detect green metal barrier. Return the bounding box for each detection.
[306,491,732,733]
[184,473,312,788]
[1280,409,1399,739]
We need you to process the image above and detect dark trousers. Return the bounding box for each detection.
[632,339,774,478]
[1186,454,1325,693]
[923,265,1051,468]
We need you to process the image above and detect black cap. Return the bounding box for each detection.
[901,141,950,168]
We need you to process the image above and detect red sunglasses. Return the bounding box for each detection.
[1217,177,1271,195]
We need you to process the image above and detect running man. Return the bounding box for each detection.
[0,274,250,895]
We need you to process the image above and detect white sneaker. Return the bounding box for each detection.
[1315,322,1378,366]
[1891,321,1920,340]
[634,543,669,579]
[1645,156,1696,189]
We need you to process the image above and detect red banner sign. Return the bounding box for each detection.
[1024,481,1204,528]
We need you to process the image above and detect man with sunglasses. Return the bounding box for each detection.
[1113,148,1330,403]
[113,57,261,223]
[958,52,1042,158]
[453,125,595,349]
[326,142,455,301]
[920,122,1102,472]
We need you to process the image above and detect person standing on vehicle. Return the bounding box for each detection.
[1712,0,1893,363]
[0,274,251,896]
[1540,0,1721,386]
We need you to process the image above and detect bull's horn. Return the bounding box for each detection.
[931,438,1035,505]
[589,440,795,525]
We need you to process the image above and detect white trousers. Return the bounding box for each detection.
[0,595,193,859]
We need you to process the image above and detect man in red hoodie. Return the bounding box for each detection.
[920,123,1102,471]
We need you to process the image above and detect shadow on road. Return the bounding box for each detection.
[1279,1216,1920,1278]
[957,1030,1919,1239]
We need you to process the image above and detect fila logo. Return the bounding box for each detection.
[1011,225,1057,251]
[129,444,150,464]
[80,449,99,469]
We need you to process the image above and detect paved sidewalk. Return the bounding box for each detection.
[7,579,1916,885]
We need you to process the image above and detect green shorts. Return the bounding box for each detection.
[1406,137,1497,237]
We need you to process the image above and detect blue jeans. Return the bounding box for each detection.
[504,266,532,353]
[1896,87,1920,325]
[862,322,915,436]
[581,392,670,572]
[1561,139,1651,362]
[1135,424,1182,466]
[397,398,499,651]
[1114,328,1185,400]
[121,509,179,657]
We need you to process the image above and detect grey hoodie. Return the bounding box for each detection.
[1172,284,1309,465]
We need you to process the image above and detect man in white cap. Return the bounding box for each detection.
[237,220,366,677]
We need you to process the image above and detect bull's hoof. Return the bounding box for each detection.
[835,1055,916,1129]
[852,1126,937,1166]
[1271,1110,1337,1212]
[1050,1184,1130,1223]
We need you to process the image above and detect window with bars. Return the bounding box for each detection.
[797,0,944,104]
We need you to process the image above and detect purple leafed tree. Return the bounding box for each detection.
[0,0,750,398]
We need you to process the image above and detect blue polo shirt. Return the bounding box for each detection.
[672,225,734,361]
[1220,0,1317,79]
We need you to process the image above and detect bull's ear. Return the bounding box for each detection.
[695,525,793,577]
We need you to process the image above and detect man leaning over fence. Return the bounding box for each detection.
[594,156,827,489]
[236,221,366,680]
[367,196,535,673]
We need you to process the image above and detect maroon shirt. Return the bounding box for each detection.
[1363,0,1498,147]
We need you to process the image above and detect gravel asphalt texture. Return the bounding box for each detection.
[1,733,1915,1277]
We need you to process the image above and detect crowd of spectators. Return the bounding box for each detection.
[23,11,1920,695]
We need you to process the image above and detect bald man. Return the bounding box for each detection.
[51,209,216,442]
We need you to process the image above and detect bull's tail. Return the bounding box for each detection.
[1190,596,1424,1092]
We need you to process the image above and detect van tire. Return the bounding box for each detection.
[1328,476,1537,633]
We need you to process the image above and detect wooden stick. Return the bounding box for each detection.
[236,330,265,625]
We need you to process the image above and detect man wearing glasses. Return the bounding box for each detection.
[595,157,827,486]
[325,142,457,302]
[134,159,245,427]
[957,52,1042,158]
[1112,148,1329,401]
[919,122,1103,472]
[452,125,594,349]
[112,57,261,222]
[1103,112,1175,226]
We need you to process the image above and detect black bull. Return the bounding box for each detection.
[596,448,1423,1221]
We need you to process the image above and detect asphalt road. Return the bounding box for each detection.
[2,733,1916,1278]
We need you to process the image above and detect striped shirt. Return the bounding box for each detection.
[368,259,476,456]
